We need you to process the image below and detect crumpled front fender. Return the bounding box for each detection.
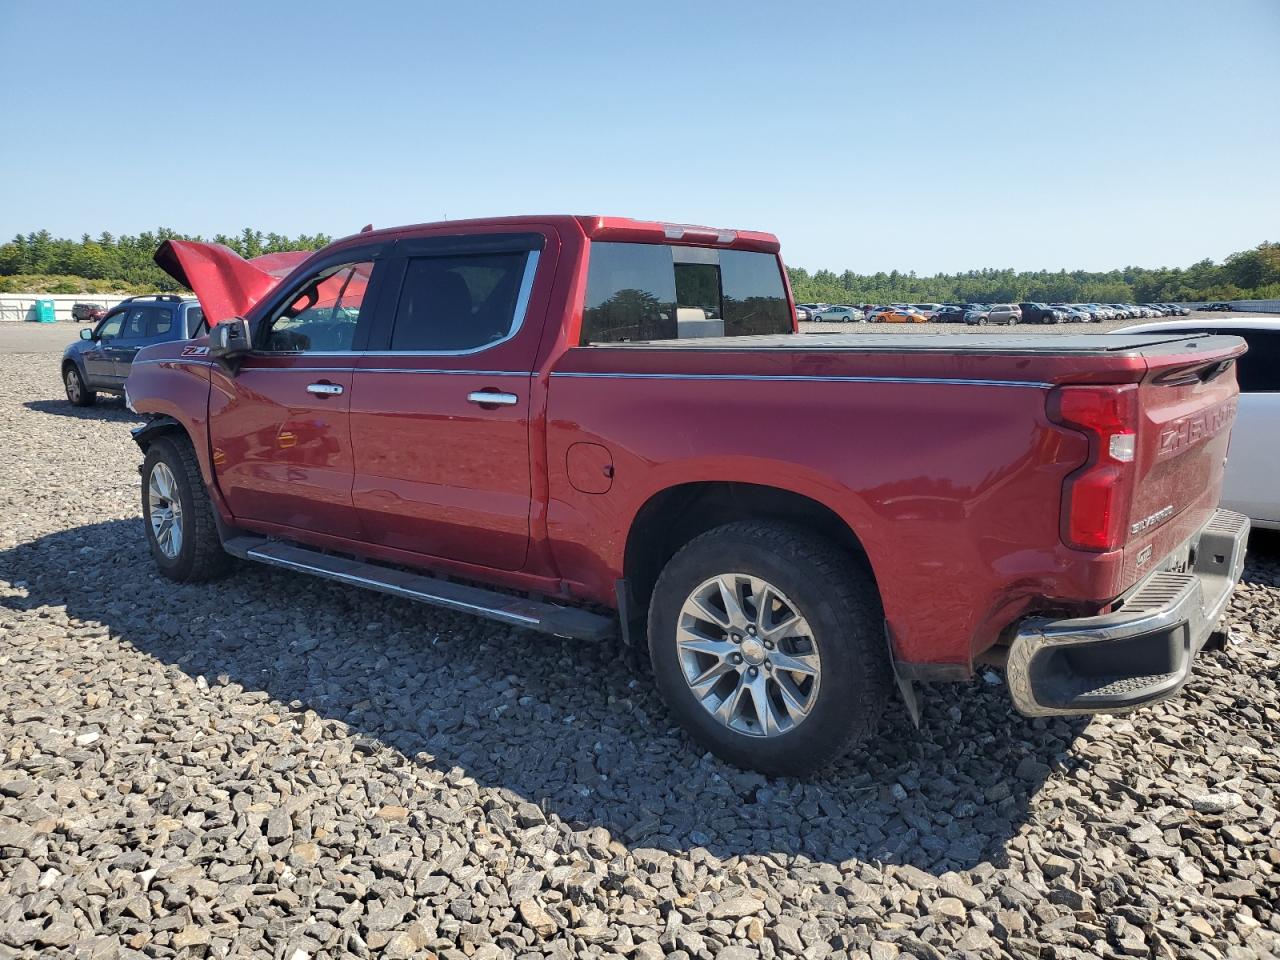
[131,414,184,450]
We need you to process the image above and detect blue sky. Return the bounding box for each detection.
[2,0,1277,274]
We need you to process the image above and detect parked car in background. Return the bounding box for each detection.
[1018,302,1066,324]
[125,214,1250,775]
[1108,304,1138,320]
[1050,303,1092,323]
[933,305,967,323]
[982,304,1021,325]
[910,303,943,319]
[813,305,867,323]
[1115,317,1279,530]
[962,304,993,325]
[71,302,107,323]
[794,305,812,322]
[1201,302,1234,312]
[62,295,205,406]
[870,305,928,323]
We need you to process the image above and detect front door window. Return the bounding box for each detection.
[261,261,374,353]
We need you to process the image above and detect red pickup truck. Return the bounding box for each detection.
[126,215,1249,775]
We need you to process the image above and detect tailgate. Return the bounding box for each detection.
[1123,334,1246,582]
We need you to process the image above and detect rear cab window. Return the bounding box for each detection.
[581,242,792,345]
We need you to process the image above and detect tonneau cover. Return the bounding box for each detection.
[595,333,1242,356]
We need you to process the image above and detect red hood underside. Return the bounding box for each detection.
[154,239,312,324]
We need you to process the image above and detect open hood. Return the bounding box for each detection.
[154,239,314,324]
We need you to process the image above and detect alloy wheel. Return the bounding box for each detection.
[148,462,184,559]
[676,574,822,738]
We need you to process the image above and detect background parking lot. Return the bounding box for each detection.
[798,311,1273,336]
[1,329,1278,959]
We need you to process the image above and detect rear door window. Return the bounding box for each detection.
[581,242,791,344]
[145,308,174,339]
[118,305,174,341]
[388,250,532,352]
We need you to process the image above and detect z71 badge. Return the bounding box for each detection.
[180,346,210,357]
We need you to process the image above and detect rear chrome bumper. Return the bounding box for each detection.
[1006,509,1249,717]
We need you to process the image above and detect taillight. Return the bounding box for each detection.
[1049,384,1139,551]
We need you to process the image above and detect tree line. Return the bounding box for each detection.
[788,241,1280,306]
[1,227,1277,304]
[0,229,332,295]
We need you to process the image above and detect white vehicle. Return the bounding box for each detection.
[812,305,866,323]
[911,302,943,319]
[1115,318,1280,529]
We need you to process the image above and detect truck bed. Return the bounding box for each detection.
[591,332,1239,356]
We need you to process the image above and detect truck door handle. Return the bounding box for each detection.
[467,390,519,407]
[306,382,344,397]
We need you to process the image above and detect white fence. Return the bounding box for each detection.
[0,294,127,324]
[1223,299,1280,313]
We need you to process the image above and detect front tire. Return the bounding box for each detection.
[141,436,233,582]
[647,521,891,776]
[64,365,95,407]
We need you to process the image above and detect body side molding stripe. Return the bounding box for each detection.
[548,372,1051,388]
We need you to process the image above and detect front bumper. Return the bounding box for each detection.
[1006,509,1249,717]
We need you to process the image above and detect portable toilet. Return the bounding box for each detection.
[33,298,57,323]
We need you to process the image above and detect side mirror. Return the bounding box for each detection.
[208,317,252,368]
[80,327,94,341]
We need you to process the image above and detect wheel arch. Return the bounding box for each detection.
[620,480,878,625]
[131,414,189,453]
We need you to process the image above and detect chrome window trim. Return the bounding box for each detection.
[548,372,1051,388]
[227,362,529,376]
[382,248,542,357]
[236,364,357,373]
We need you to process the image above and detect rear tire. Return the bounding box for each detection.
[64,365,95,407]
[141,435,233,582]
[647,521,892,776]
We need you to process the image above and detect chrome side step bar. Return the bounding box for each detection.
[222,536,616,642]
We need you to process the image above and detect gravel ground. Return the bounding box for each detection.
[1,350,1278,960]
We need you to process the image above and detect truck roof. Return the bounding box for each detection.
[332,215,781,253]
